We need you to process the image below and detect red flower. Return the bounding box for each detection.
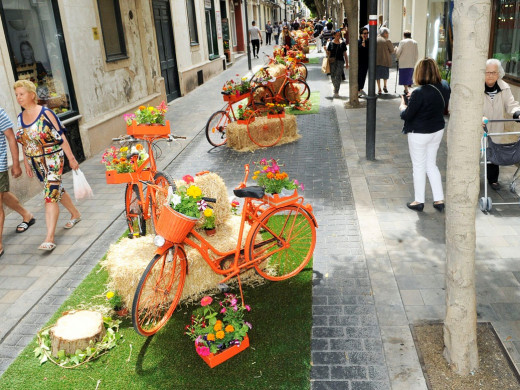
[238,105,243,109]
[183,175,194,184]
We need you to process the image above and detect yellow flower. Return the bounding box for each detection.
[120,146,128,152]
[106,291,115,299]
[207,333,215,341]
[263,166,268,171]
[225,324,234,332]
[148,106,154,112]
[252,176,258,180]
[204,208,213,217]
[216,330,225,339]
[254,171,260,175]
[186,185,202,198]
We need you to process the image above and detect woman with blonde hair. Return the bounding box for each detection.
[399,58,451,212]
[13,79,81,251]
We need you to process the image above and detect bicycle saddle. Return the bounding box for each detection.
[233,186,265,199]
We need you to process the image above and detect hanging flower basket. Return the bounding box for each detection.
[223,92,251,104]
[156,206,198,243]
[197,335,250,368]
[126,120,171,136]
[105,170,153,184]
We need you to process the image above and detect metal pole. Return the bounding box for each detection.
[284,0,287,22]
[365,6,378,161]
[244,0,252,71]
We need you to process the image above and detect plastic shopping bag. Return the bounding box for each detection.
[73,169,94,201]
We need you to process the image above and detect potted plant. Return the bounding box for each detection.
[201,207,216,236]
[236,105,255,125]
[266,103,285,119]
[102,144,151,184]
[185,294,251,368]
[222,75,251,103]
[106,291,128,317]
[252,158,304,201]
[124,101,170,136]
[230,199,240,215]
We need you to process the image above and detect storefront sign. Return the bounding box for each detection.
[216,11,222,39]
[205,0,212,9]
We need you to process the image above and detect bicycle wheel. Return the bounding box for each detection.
[250,205,316,281]
[252,85,275,107]
[150,171,175,231]
[296,63,308,80]
[283,80,311,105]
[132,246,187,336]
[247,109,284,148]
[125,183,146,237]
[205,110,230,147]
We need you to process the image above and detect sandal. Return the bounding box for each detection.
[16,217,35,233]
[64,218,81,229]
[383,87,388,93]
[38,242,56,251]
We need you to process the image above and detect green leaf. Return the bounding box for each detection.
[57,350,65,360]
[34,347,42,358]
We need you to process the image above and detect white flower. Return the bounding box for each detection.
[167,186,181,206]
[171,194,181,206]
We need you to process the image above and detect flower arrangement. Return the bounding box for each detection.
[124,101,168,126]
[101,144,148,173]
[252,68,276,86]
[292,98,312,111]
[273,46,284,57]
[222,74,251,95]
[266,103,285,115]
[230,200,240,215]
[201,207,215,230]
[185,294,251,356]
[252,158,304,195]
[167,175,208,218]
[106,291,124,310]
[236,105,255,121]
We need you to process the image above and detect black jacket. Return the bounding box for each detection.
[400,80,451,134]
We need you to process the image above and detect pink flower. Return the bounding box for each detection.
[230,298,237,306]
[233,306,238,312]
[196,346,211,356]
[260,158,267,165]
[245,305,251,311]
[201,296,213,306]
[220,308,226,313]
[158,100,168,111]
[300,184,305,191]
[294,179,299,185]
[183,175,194,184]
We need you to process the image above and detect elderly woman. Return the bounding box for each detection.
[376,27,394,94]
[399,58,451,212]
[483,58,520,190]
[13,80,81,251]
[326,29,349,98]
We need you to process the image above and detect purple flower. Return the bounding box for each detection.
[233,306,238,312]
[196,345,210,356]
[245,321,253,329]
[197,200,208,211]
[230,298,237,306]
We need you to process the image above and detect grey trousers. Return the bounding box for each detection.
[330,60,344,93]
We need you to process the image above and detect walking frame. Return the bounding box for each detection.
[479,118,520,212]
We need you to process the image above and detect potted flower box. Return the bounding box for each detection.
[223,92,251,104]
[267,112,285,119]
[263,188,298,207]
[126,120,171,136]
[105,170,153,184]
[237,116,255,125]
[197,335,250,368]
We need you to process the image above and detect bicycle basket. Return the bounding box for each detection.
[156,206,198,243]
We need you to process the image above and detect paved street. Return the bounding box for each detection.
[2,46,520,389]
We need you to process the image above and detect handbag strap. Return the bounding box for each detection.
[427,84,446,108]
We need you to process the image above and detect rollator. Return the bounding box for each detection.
[479,118,520,212]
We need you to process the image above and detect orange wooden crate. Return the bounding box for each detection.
[126,120,171,136]
[262,189,298,207]
[223,92,251,104]
[198,335,250,368]
[105,170,152,184]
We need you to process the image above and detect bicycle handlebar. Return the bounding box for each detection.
[202,197,217,203]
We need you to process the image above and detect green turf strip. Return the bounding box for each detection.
[287,92,320,116]
[307,57,320,64]
[1,251,312,389]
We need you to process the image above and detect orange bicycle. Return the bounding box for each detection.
[131,165,318,336]
[251,67,310,107]
[108,132,185,237]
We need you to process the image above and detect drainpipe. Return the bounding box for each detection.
[244,0,252,70]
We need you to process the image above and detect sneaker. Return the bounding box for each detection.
[359,90,366,96]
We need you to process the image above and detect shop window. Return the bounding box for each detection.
[187,0,199,45]
[491,0,520,83]
[1,0,76,116]
[97,0,127,61]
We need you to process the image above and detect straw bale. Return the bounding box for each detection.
[174,172,231,228]
[102,215,266,310]
[226,114,300,152]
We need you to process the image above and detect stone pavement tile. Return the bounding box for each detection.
[405,305,445,322]
[400,290,425,306]
[375,305,408,326]
[491,303,520,321]
[477,272,520,287]
[395,274,444,290]
[476,304,500,321]
[419,289,445,306]
[0,290,24,304]
[492,320,520,342]
[488,259,520,272]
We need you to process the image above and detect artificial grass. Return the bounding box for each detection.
[0,251,312,389]
[307,57,320,64]
[287,92,320,116]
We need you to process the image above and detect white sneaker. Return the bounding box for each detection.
[359,90,367,96]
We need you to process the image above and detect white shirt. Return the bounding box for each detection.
[249,26,261,41]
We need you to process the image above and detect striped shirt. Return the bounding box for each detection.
[0,108,14,173]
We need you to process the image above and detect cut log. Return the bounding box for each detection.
[50,311,105,357]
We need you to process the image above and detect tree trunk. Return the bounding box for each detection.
[314,0,324,19]
[443,0,491,376]
[50,311,105,357]
[343,0,359,107]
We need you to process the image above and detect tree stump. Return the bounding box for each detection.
[50,311,105,357]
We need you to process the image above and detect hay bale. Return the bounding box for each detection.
[226,114,300,152]
[174,172,231,228]
[102,216,266,310]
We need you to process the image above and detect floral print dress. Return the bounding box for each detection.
[16,107,65,203]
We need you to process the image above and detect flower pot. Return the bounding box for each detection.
[267,112,285,119]
[114,307,128,317]
[237,116,255,125]
[126,120,171,136]
[197,335,250,368]
[105,170,153,184]
[223,92,251,104]
[204,228,216,236]
[263,189,298,206]
[156,206,198,243]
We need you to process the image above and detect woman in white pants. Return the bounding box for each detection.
[399,58,451,212]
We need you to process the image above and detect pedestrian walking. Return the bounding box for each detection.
[265,21,273,45]
[396,31,418,94]
[249,21,262,59]
[399,58,451,212]
[320,22,334,47]
[13,79,82,251]
[358,27,369,96]
[327,29,349,98]
[273,22,280,45]
[281,26,292,55]
[313,19,324,52]
[376,27,394,94]
[0,106,36,256]
[483,58,520,190]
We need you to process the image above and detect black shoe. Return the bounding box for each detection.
[490,182,501,190]
[407,202,424,211]
[433,202,445,212]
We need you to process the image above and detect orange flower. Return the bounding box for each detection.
[112,158,119,164]
[139,106,146,111]
[225,324,234,332]
[120,157,127,162]
[216,330,225,339]
[207,333,216,341]
[136,144,143,151]
[267,172,274,179]
[275,173,283,180]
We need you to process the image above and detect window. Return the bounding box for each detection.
[187,0,199,45]
[97,0,127,61]
[491,0,520,84]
